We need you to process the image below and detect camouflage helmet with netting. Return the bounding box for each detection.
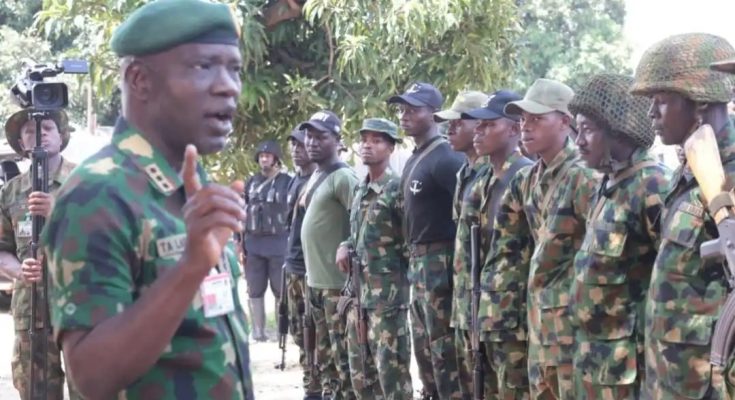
[631,33,735,103]
[569,74,654,148]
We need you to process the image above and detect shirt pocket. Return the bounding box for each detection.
[576,224,636,340]
[663,201,704,250]
[649,313,715,399]
[578,337,638,386]
[478,283,523,336]
[538,283,573,346]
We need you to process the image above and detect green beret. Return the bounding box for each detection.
[359,118,402,143]
[631,33,735,103]
[111,0,240,57]
[569,74,654,149]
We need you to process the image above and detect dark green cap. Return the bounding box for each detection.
[111,0,240,57]
[359,118,401,143]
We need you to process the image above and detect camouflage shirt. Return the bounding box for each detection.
[0,158,76,331]
[460,152,532,340]
[484,138,599,364]
[450,157,490,330]
[571,148,671,386]
[43,120,253,399]
[345,169,409,312]
[646,121,735,399]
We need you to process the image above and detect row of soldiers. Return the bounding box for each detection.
[276,32,735,400]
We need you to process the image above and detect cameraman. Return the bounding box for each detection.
[0,109,78,400]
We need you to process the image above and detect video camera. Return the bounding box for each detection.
[10,59,89,111]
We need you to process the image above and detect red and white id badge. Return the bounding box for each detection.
[201,272,235,318]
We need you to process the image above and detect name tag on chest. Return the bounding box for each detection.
[17,220,32,238]
[156,234,186,258]
[201,273,235,318]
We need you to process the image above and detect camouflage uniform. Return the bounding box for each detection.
[43,121,254,399]
[486,138,599,399]
[450,157,489,398]
[0,158,79,400]
[343,169,413,399]
[566,74,672,399]
[287,272,321,394]
[454,152,532,400]
[628,34,735,400]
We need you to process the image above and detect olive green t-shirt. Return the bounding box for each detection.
[301,167,357,289]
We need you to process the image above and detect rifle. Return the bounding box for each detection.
[303,275,316,375]
[470,224,485,399]
[348,246,370,370]
[276,265,288,370]
[28,111,49,400]
[682,123,735,367]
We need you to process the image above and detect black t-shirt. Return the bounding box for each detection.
[284,172,312,275]
[402,136,466,244]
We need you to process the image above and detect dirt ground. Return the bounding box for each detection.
[0,280,423,399]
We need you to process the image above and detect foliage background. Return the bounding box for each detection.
[0,0,631,181]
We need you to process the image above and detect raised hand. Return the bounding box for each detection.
[180,145,245,273]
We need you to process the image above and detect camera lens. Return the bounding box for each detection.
[31,82,68,110]
[35,85,58,104]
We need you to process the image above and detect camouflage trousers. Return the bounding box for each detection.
[645,338,727,400]
[408,242,461,399]
[346,307,413,400]
[455,329,530,399]
[12,329,80,400]
[287,273,321,395]
[573,338,644,400]
[310,286,356,399]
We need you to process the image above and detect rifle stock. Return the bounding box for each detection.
[276,265,289,370]
[303,275,316,375]
[470,224,484,399]
[684,124,735,366]
[29,113,49,400]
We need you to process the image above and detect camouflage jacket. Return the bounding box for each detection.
[457,152,532,338]
[571,148,671,386]
[42,120,253,400]
[344,169,409,312]
[0,158,76,331]
[645,120,735,399]
[484,138,599,364]
[450,158,490,328]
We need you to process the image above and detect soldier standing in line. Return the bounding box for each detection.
[709,54,735,399]
[284,127,322,399]
[0,110,80,400]
[336,118,413,400]
[242,140,292,342]
[299,110,358,400]
[487,79,599,399]
[629,33,735,400]
[433,90,490,399]
[460,90,533,399]
[387,82,466,400]
[568,74,672,399]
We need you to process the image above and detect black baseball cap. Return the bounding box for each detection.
[287,127,306,143]
[297,110,342,136]
[387,82,443,110]
[461,90,522,122]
